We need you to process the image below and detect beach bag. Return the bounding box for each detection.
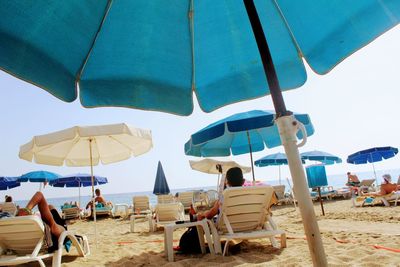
[178,226,201,254]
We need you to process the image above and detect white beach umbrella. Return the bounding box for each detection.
[19,123,153,244]
[189,158,251,192]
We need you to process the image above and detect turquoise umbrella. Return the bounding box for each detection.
[19,170,61,191]
[300,150,342,166]
[2,2,400,265]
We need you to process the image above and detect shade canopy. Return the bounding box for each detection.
[347,146,398,164]
[153,161,170,195]
[19,170,61,183]
[0,177,20,190]
[255,152,306,167]
[1,1,399,115]
[300,150,342,165]
[185,110,314,157]
[189,159,251,174]
[50,174,108,188]
[19,123,153,166]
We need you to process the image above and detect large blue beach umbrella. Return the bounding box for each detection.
[347,146,398,180]
[255,152,305,185]
[50,174,108,207]
[0,177,21,191]
[153,161,170,195]
[19,170,61,191]
[185,110,314,181]
[2,2,400,265]
[301,150,342,166]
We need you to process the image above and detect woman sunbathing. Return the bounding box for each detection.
[363,174,400,196]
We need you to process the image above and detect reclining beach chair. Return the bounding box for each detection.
[94,203,113,218]
[272,185,291,205]
[207,186,287,256]
[61,204,80,220]
[377,191,400,207]
[133,195,152,214]
[177,191,194,212]
[152,202,185,232]
[0,202,18,216]
[157,194,174,204]
[0,215,90,267]
[358,179,376,194]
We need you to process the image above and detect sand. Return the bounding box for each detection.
[55,199,399,267]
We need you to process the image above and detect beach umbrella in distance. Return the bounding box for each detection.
[300,150,342,166]
[153,161,170,195]
[19,170,61,191]
[347,146,398,180]
[189,158,251,192]
[0,177,20,191]
[3,2,400,265]
[185,110,314,182]
[19,123,153,245]
[255,152,306,185]
[50,174,108,208]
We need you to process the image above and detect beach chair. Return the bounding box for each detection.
[205,190,219,208]
[61,204,80,220]
[310,186,337,201]
[133,195,152,214]
[358,179,376,194]
[177,191,194,212]
[0,202,18,216]
[152,202,185,232]
[0,215,90,267]
[272,185,290,205]
[206,186,287,256]
[157,194,174,204]
[94,203,113,218]
[377,191,400,207]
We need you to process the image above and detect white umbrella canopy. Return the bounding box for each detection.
[189,159,252,174]
[19,123,153,246]
[19,123,153,166]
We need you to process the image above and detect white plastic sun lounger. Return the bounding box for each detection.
[0,215,90,267]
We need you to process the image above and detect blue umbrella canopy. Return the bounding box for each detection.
[0,1,399,115]
[49,174,108,188]
[301,150,342,165]
[347,146,398,164]
[153,161,170,195]
[347,146,398,180]
[19,170,61,183]
[255,152,306,166]
[0,177,20,190]
[185,110,314,157]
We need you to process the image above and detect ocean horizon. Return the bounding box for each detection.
[13,168,400,212]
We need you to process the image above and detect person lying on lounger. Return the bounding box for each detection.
[363,174,400,196]
[1,192,68,250]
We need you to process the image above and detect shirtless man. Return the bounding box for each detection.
[86,188,107,210]
[346,172,360,186]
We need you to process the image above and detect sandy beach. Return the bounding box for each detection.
[45,198,400,267]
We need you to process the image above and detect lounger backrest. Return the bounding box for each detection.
[0,202,18,216]
[217,186,273,234]
[177,191,193,209]
[133,195,150,210]
[359,179,375,187]
[157,194,174,204]
[0,216,44,255]
[272,185,286,200]
[155,203,184,222]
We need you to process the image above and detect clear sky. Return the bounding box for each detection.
[1,26,400,201]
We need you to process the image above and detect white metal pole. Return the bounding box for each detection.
[89,139,97,247]
[276,115,327,266]
[278,165,282,185]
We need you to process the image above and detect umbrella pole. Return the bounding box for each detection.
[246,131,256,182]
[278,165,281,185]
[244,1,327,266]
[89,139,97,247]
[371,158,377,181]
[317,187,325,216]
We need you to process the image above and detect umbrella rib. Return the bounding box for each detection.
[76,0,113,86]
[188,0,196,92]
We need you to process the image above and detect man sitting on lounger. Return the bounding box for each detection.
[86,188,107,209]
[346,172,360,186]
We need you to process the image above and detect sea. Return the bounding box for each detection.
[13,168,400,212]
